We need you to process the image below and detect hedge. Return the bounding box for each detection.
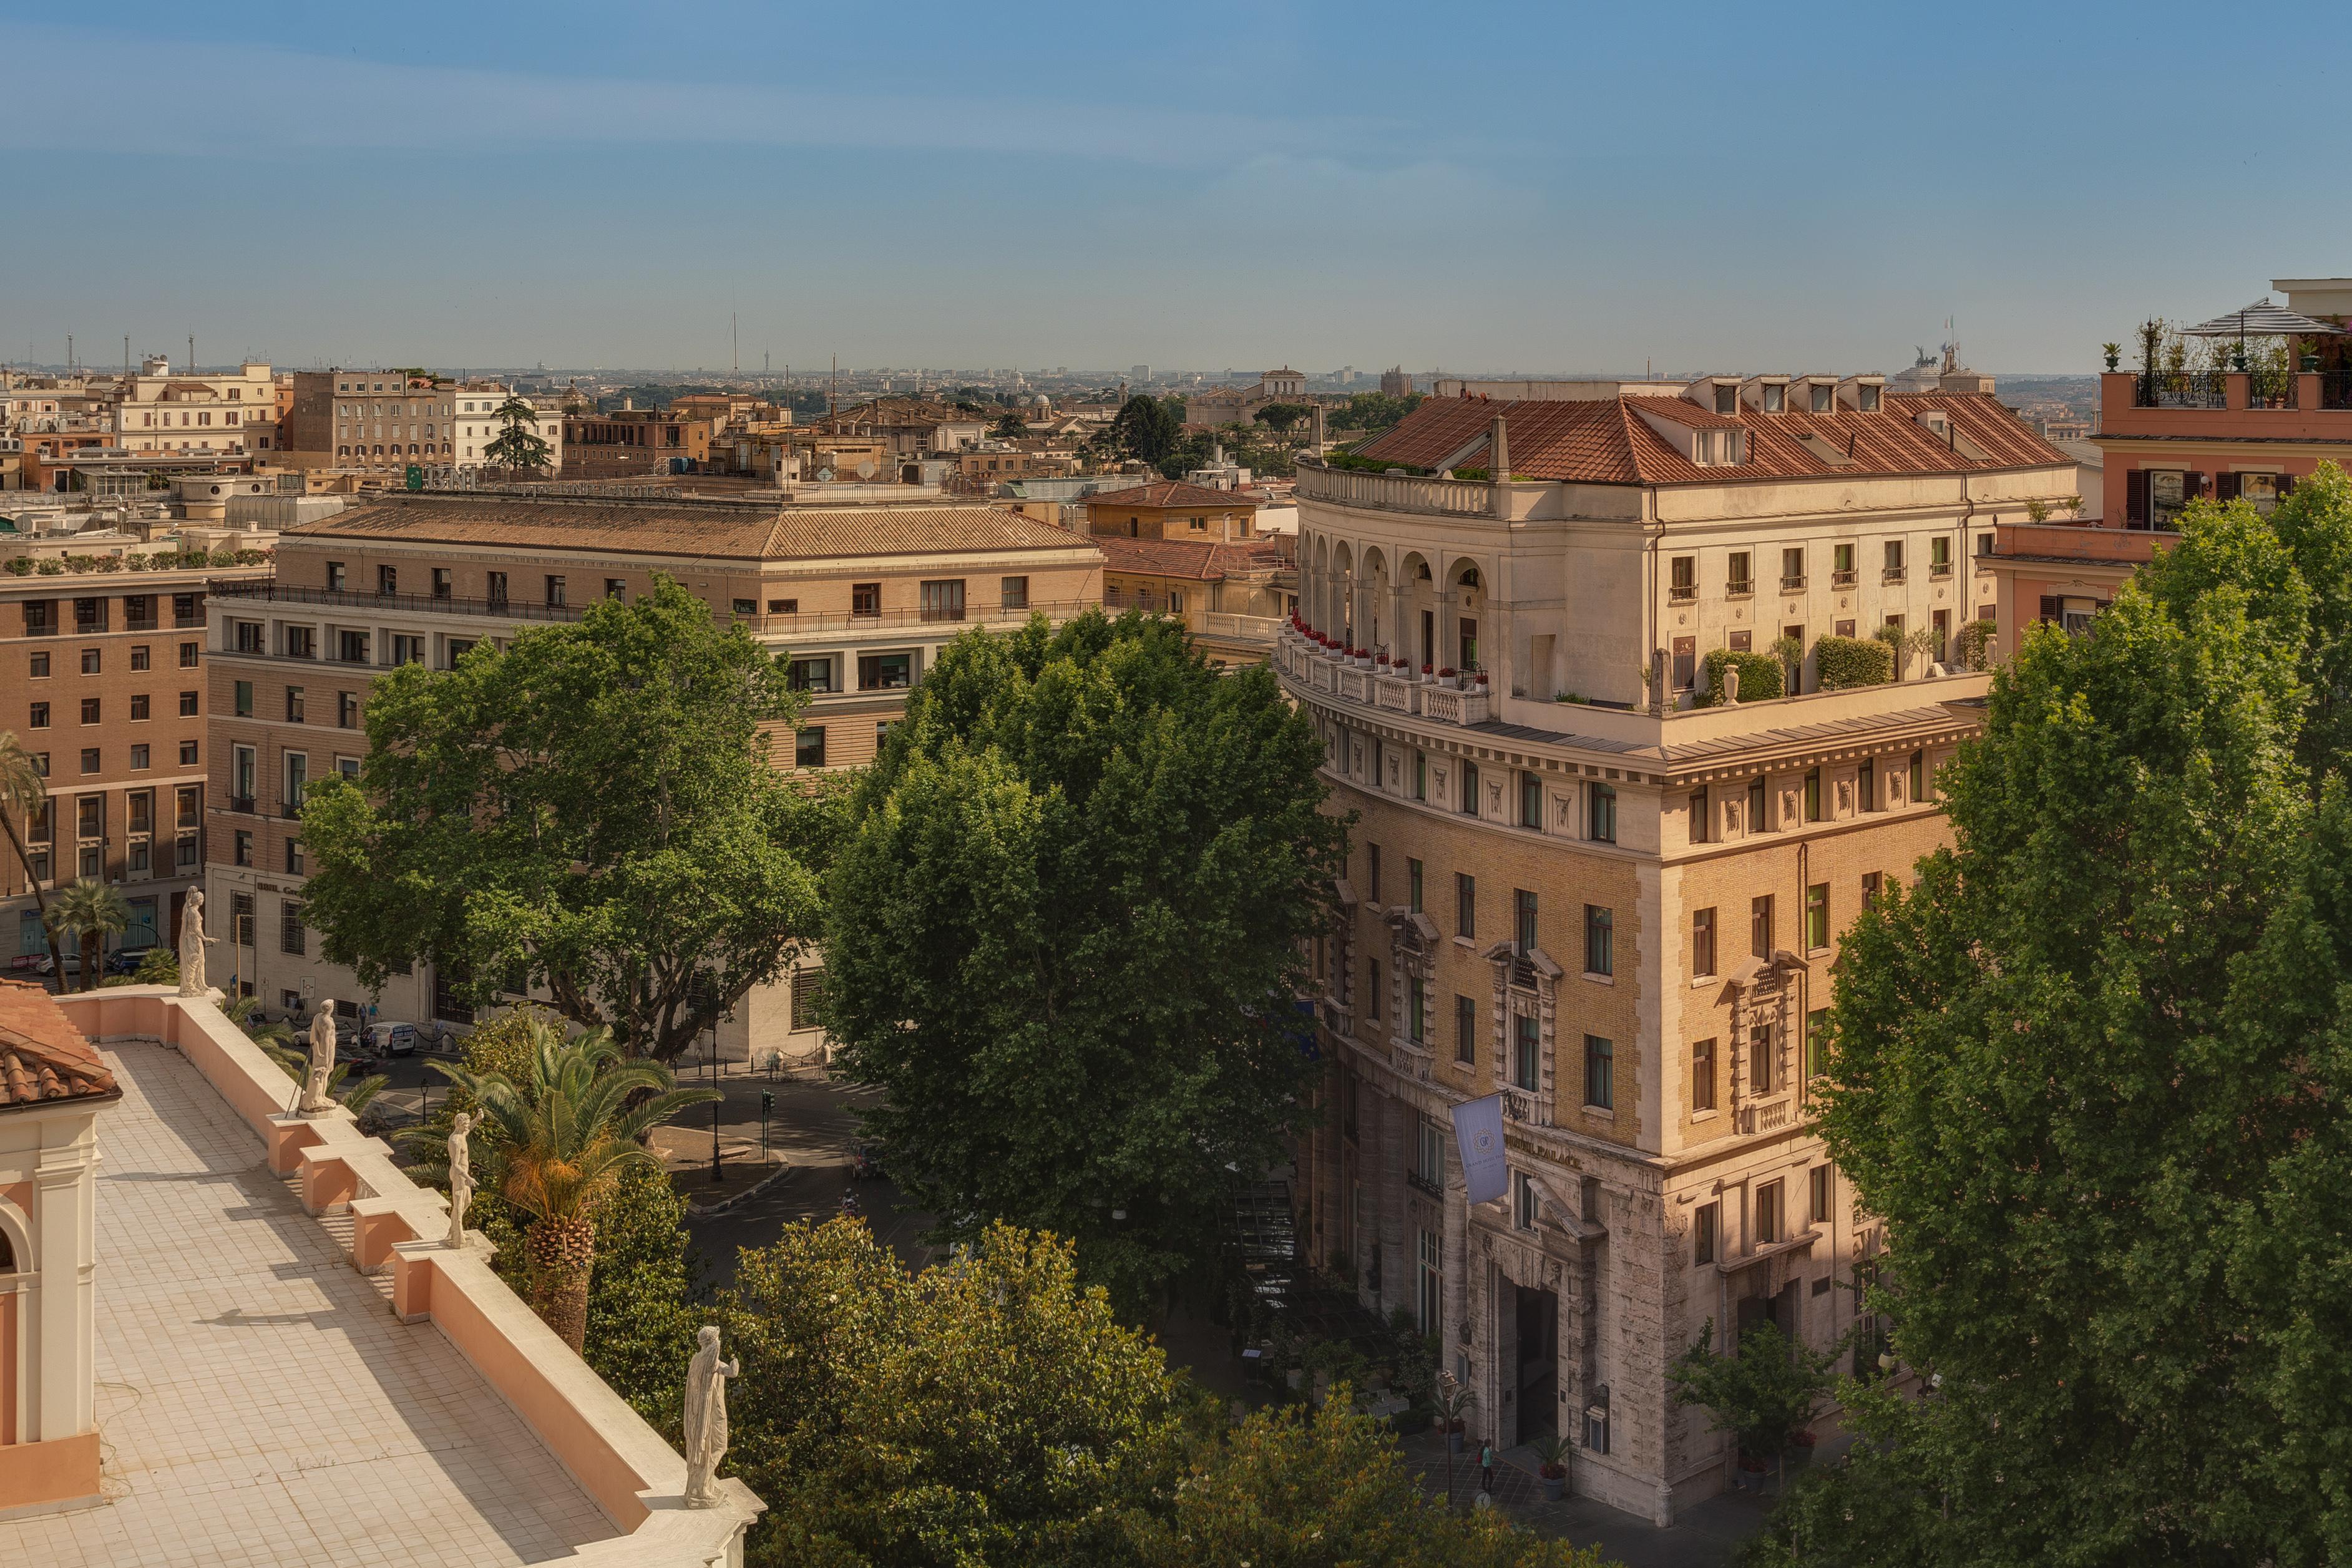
[1815,634,1895,690]
[1697,649,1784,706]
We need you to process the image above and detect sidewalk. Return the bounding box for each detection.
[1400,1432,1773,1568]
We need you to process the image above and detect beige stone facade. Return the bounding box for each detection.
[1284,379,2075,1521]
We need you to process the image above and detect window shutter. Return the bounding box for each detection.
[2216,472,2241,502]
[2184,471,2208,500]
[2278,474,2298,498]
[2125,470,2149,524]
[2038,595,2061,623]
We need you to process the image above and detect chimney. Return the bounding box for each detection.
[1489,413,1510,519]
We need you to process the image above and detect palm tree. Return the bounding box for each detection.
[431,1021,715,1351]
[45,877,129,993]
[0,731,67,980]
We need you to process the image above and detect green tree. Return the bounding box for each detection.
[1253,401,1312,436]
[44,877,127,993]
[1666,1320,1838,1491]
[298,578,837,1061]
[1134,1395,1616,1568]
[1331,391,1423,434]
[426,1021,715,1351]
[1797,464,2352,1565]
[824,612,1347,1307]
[992,410,1030,439]
[721,1219,1182,1568]
[0,731,69,980]
[404,1008,703,1426]
[481,392,554,474]
[1106,394,1184,467]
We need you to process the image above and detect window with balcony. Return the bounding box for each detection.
[1755,1181,1783,1245]
[768,598,798,615]
[857,652,912,690]
[1000,576,1029,610]
[545,575,567,607]
[1584,1035,1614,1110]
[74,598,107,633]
[378,565,398,596]
[1930,536,1952,577]
[1693,1037,1717,1112]
[173,594,202,628]
[851,582,882,618]
[1727,552,1752,597]
[285,626,316,659]
[433,567,452,600]
[326,561,347,592]
[1832,543,1857,587]
[334,630,368,665]
[1780,546,1805,591]
[487,572,509,608]
[1669,555,1696,602]
[1882,540,1906,582]
[788,656,835,694]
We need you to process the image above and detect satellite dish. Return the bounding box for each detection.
[855,460,877,480]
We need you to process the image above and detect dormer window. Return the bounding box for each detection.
[1762,383,1785,414]
[1858,383,1882,412]
[1714,384,1738,416]
[1809,383,1835,414]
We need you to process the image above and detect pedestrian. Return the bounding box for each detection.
[1480,1441,1494,1497]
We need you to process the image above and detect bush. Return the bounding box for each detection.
[1698,648,1784,706]
[35,558,63,575]
[4,557,30,576]
[1815,634,1894,690]
[1959,617,1999,670]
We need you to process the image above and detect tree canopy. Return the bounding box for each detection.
[1789,465,2352,1566]
[1254,401,1313,435]
[482,393,553,474]
[713,1218,1613,1568]
[822,611,1347,1307]
[1105,394,1185,467]
[299,578,838,1061]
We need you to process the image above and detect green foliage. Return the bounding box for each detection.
[824,611,1348,1309]
[1319,450,1428,475]
[1958,616,1998,670]
[0,731,66,979]
[3,557,29,575]
[1329,390,1423,433]
[2024,496,2051,523]
[1252,401,1312,434]
[258,1031,388,1121]
[129,947,180,986]
[1667,1320,1837,1471]
[1804,464,2352,1563]
[44,877,129,992]
[1106,394,1184,467]
[482,393,553,474]
[1698,648,1785,706]
[297,578,836,1061]
[1130,1395,1614,1568]
[991,411,1028,439]
[1812,635,1893,690]
[723,1220,1181,1568]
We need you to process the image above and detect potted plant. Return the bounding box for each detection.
[1667,1318,1843,1496]
[2102,342,2121,371]
[1531,1433,1571,1501]
[1473,671,1489,686]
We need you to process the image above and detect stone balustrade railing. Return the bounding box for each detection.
[1422,684,1491,726]
[1297,463,1495,517]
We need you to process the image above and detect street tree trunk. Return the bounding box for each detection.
[0,815,68,982]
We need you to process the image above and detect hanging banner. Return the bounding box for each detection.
[1450,1093,1508,1206]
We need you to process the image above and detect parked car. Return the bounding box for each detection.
[362,1022,420,1058]
[105,945,160,976]
[32,952,81,979]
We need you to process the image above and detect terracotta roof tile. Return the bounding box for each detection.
[1084,480,1261,511]
[1094,535,1288,582]
[288,496,1101,562]
[1350,389,2069,486]
[0,980,118,1109]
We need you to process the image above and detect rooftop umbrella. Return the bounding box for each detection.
[2182,298,2345,339]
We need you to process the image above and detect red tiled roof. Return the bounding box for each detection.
[1626,397,1744,429]
[1083,480,1261,512]
[1094,535,1288,582]
[1349,389,2069,485]
[0,980,118,1109]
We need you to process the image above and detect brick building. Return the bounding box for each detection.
[3,552,268,972]
[201,494,1103,1063]
[1282,372,2076,1520]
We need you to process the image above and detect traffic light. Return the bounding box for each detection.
[760,1089,774,1116]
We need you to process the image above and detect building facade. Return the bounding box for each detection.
[449,384,567,474]
[1282,376,2075,1521]
[285,371,462,475]
[201,494,1103,1063]
[4,553,263,972]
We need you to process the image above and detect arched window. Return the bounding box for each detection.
[0,1225,13,1270]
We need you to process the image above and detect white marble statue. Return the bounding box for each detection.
[682,1324,739,1508]
[298,1004,338,1116]
[177,887,217,997]
[445,1111,475,1248]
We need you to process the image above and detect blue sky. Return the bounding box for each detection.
[4,1,2348,377]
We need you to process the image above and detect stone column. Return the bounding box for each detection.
[32,1119,99,1445]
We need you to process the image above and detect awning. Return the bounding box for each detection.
[2182,298,2346,338]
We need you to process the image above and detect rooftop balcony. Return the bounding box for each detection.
[1275,623,1989,764]
[2102,368,2352,437]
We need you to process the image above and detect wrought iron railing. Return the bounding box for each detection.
[2247,366,2300,409]
[2323,371,2352,412]
[2134,371,2227,410]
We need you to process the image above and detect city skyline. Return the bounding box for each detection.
[6,1,2349,376]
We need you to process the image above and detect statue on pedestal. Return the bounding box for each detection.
[682,1325,739,1508]
[177,888,217,998]
[298,1005,338,1116]
[445,1111,475,1248]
